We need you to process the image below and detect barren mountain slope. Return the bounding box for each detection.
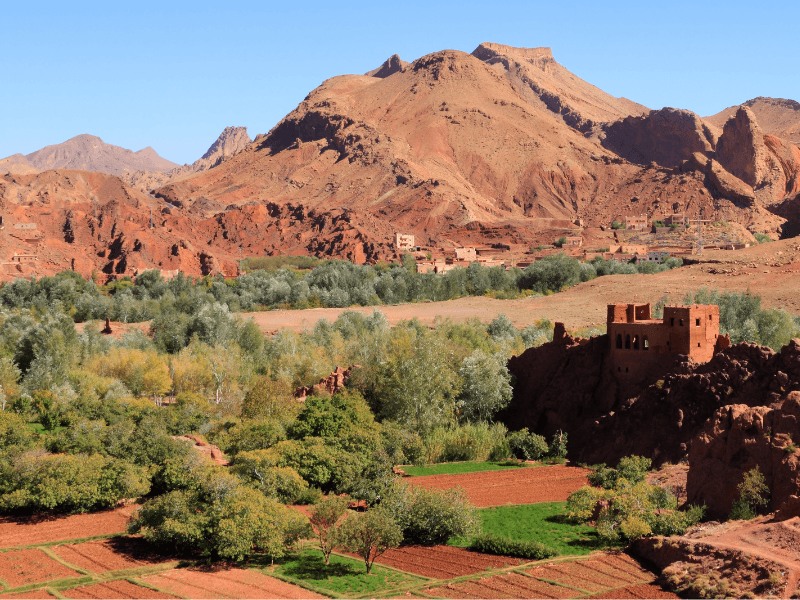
[0,170,239,280]
[0,135,178,177]
[707,97,800,146]
[471,42,649,130]
[154,47,781,262]
[121,126,252,191]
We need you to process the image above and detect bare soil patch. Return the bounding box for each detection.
[0,591,57,599]
[588,583,679,599]
[52,537,175,573]
[141,566,323,599]
[426,572,576,599]
[407,465,590,507]
[0,507,135,549]
[62,580,177,599]
[526,553,654,595]
[369,545,523,578]
[0,549,80,588]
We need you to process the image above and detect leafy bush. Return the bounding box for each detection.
[507,428,549,461]
[588,455,651,489]
[0,452,150,514]
[231,450,309,503]
[468,532,556,560]
[381,483,480,545]
[129,470,311,561]
[423,422,509,464]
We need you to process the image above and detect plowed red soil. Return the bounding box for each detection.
[367,545,523,578]
[0,549,80,587]
[526,553,654,594]
[52,537,174,573]
[0,591,57,599]
[588,583,679,599]
[62,580,177,599]
[141,567,324,599]
[426,572,576,599]
[407,465,590,507]
[0,507,136,549]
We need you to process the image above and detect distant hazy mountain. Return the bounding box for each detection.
[0,134,178,176]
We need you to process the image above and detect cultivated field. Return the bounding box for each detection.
[0,465,677,599]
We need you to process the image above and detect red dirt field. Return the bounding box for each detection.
[588,583,679,599]
[526,553,654,594]
[407,465,590,507]
[62,580,177,599]
[0,591,57,599]
[0,507,136,549]
[360,545,523,578]
[52,537,176,573]
[141,566,325,599]
[0,549,81,587]
[426,572,577,599]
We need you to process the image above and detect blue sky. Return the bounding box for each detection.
[2,0,797,164]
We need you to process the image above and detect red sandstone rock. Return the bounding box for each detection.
[294,365,361,401]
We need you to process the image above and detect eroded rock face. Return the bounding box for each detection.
[687,393,800,520]
[717,107,771,188]
[295,365,361,401]
[600,108,716,168]
[365,54,408,78]
[506,336,800,470]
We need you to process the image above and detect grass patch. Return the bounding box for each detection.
[267,548,424,597]
[401,460,537,477]
[450,502,621,556]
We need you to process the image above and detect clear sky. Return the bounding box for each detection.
[2,0,797,164]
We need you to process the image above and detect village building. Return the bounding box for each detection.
[646,250,671,262]
[607,302,727,382]
[394,233,415,250]
[453,247,477,261]
[664,213,689,228]
[624,214,649,230]
[563,236,583,247]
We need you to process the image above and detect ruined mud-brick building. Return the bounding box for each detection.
[607,302,728,381]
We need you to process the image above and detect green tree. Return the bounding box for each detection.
[309,495,350,565]
[457,350,512,422]
[335,507,402,574]
[730,466,769,520]
[290,390,380,454]
[376,332,459,434]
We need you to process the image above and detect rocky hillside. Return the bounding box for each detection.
[3,43,800,274]
[0,134,178,177]
[0,169,239,280]
[152,44,796,263]
[121,126,252,192]
[707,97,800,146]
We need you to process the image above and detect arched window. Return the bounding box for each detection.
[632,335,640,350]
[644,336,649,350]
[616,334,622,349]
[679,319,684,326]
[625,335,631,349]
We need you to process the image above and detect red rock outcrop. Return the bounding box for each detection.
[687,393,800,520]
[707,96,800,146]
[173,434,230,466]
[599,108,717,168]
[294,365,361,401]
[506,334,800,469]
[365,54,408,78]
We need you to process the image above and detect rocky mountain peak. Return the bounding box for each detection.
[716,106,770,188]
[200,126,251,163]
[365,54,408,78]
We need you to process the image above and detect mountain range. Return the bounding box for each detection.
[1,42,800,279]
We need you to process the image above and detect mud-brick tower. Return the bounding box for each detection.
[607,303,722,381]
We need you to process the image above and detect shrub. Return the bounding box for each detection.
[424,422,509,464]
[507,428,549,461]
[129,470,311,561]
[468,532,555,560]
[588,455,651,489]
[548,430,568,459]
[0,452,150,514]
[381,483,480,545]
[231,450,309,504]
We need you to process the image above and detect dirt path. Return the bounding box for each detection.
[242,239,800,333]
